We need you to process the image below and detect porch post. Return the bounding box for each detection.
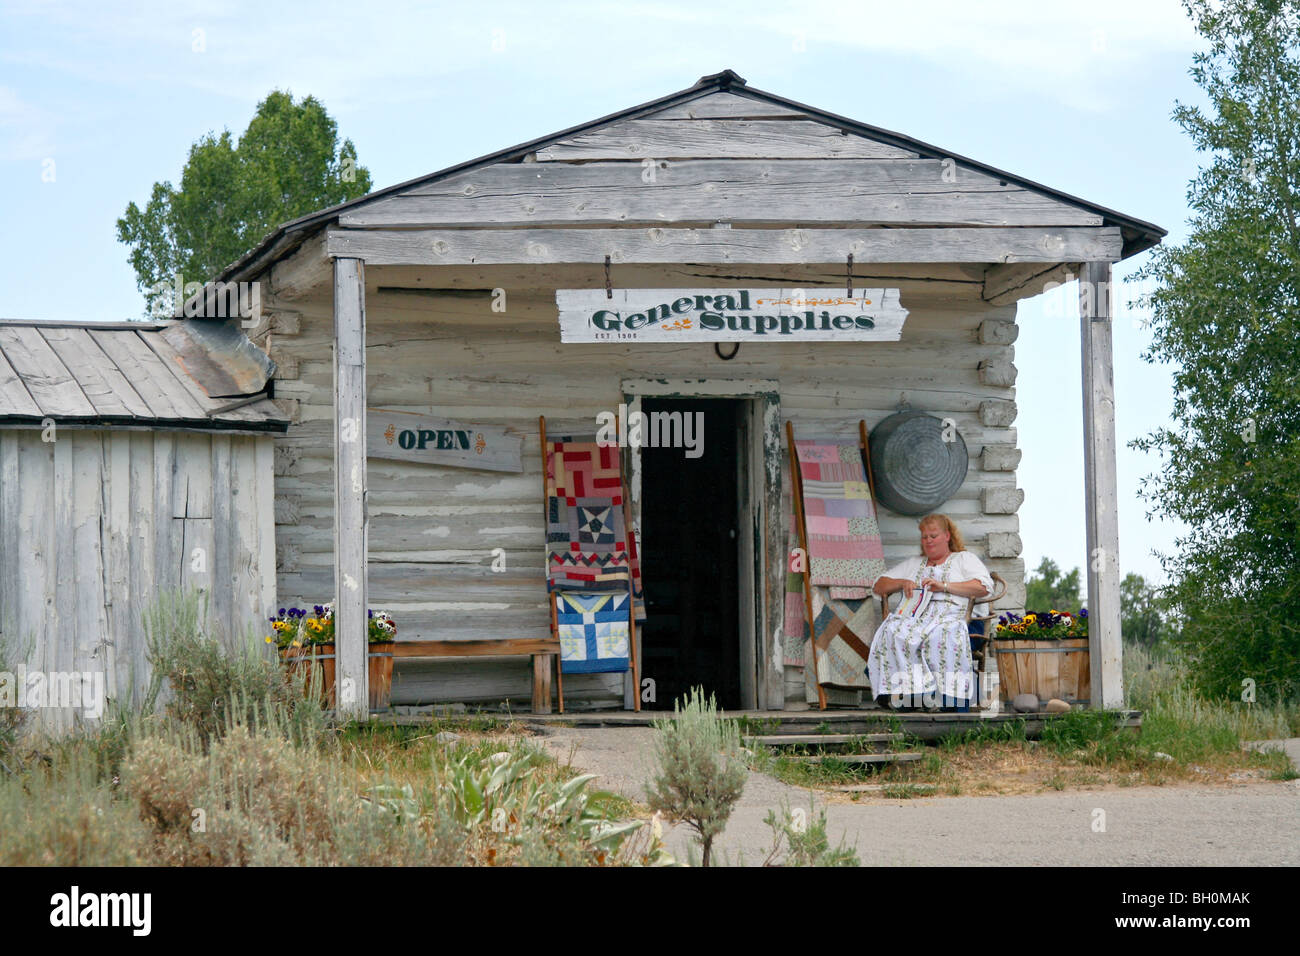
[333,256,369,719]
[1079,260,1124,709]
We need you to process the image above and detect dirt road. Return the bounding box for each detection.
[535,726,1300,866]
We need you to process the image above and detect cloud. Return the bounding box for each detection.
[1,0,1199,115]
[0,85,56,161]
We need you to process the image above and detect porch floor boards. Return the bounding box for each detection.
[379,707,1143,741]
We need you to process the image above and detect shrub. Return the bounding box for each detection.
[123,723,332,865]
[644,686,747,867]
[0,636,30,777]
[144,590,325,748]
[0,759,150,865]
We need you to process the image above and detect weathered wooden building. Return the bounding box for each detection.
[213,70,1162,714]
[0,319,287,729]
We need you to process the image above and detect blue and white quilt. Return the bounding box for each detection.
[555,591,631,674]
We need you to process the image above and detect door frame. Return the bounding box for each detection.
[620,379,784,710]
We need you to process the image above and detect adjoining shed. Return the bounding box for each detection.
[0,318,288,730]
[208,70,1166,716]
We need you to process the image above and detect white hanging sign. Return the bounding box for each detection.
[556,287,907,343]
[366,408,522,473]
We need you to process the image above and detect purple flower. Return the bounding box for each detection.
[1079,608,1089,618]
[278,608,286,616]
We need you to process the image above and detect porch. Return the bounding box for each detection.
[382,706,1145,741]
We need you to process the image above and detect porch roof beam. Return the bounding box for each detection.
[325,226,1122,268]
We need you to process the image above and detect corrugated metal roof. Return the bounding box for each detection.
[0,319,289,433]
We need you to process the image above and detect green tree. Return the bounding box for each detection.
[1131,0,1300,703]
[1024,557,1083,613]
[117,90,371,315]
[1119,573,1173,650]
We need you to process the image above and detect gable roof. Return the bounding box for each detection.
[0,319,289,433]
[218,68,1165,283]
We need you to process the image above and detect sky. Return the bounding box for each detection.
[0,0,1209,590]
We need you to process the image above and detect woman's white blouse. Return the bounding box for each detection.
[881,551,995,618]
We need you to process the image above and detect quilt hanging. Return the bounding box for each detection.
[544,438,644,620]
[784,438,886,691]
[555,590,631,674]
[793,440,886,600]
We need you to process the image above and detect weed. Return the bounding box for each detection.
[762,796,858,866]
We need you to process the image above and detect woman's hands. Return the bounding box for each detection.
[873,577,915,599]
[920,578,946,593]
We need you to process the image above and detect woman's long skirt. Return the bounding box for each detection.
[867,606,974,706]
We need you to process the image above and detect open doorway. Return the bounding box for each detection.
[638,398,747,711]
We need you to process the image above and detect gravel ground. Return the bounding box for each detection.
[534,726,1300,866]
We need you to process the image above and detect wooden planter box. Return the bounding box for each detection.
[280,644,336,705]
[278,645,314,689]
[286,642,394,711]
[992,638,1091,706]
[316,643,337,706]
[368,642,395,711]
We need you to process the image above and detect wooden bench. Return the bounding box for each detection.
[392,639,564,714]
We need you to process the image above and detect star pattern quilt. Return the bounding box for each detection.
[544,438,644,620]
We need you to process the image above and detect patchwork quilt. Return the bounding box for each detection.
[793,441,886,599]
[555,590,631,674]
[544,438,644,620]
[808,589,876,690]
[784,439,886,694]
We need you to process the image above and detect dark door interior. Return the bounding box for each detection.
[639,398,743,711]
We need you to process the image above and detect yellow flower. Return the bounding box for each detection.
[265,635,273,644]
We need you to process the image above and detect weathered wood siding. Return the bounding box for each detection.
[252,86,1068,709]
[0,428,277,731]
[265,278,1024,709]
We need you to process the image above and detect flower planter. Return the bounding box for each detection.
[368,642,395,711]
[280,645,336,705]
[992,638,1091,707]
[278,645,314,688]
[315,643,337,707]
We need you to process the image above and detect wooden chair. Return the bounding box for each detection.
[875,570,1007,710]
[966,572,1008,704]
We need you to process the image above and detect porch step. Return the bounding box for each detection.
[745,732,899,749]
[782,752,924,765]
[829,782,938,794]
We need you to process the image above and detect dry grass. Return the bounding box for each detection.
[819,739,1288,805]
[758,640,1297,802]
[0,593,656,867]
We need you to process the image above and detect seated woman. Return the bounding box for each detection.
[867,513,992,712]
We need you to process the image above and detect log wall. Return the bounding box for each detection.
[264,276,1025,709]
